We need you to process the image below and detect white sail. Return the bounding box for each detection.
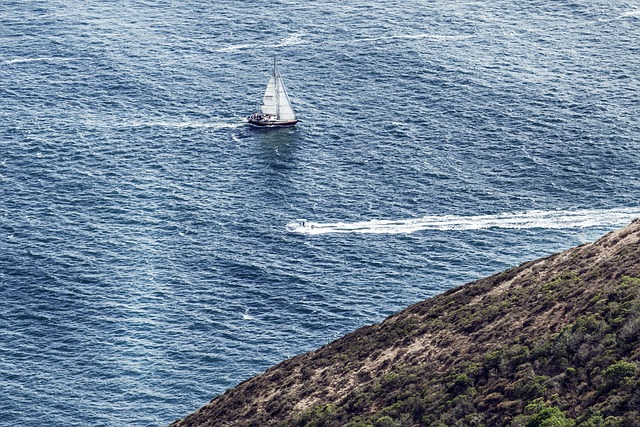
[261,76,278,116]
[275,75,296,121]
[259,62,296,121]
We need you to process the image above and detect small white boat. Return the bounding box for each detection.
[247,59,298,127]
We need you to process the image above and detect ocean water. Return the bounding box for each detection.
[1,1,639,425]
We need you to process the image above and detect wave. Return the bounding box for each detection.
[3,57,74,65]
[621,10,640,18]
[217,31,467,53]
[217,44,253,52]
[278,32,306,47]
[286,208,640,235]
[218,31,306,52]
[359,33,473,42]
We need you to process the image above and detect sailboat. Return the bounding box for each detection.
[247,59,298,127]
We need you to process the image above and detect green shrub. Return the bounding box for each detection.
[347,417,374,427]
[603,361,638,384]
[374,415,399,427]
[293,404,337,427]
[523,398,575,427]
[576,411,605,427]
[449,373,473,394]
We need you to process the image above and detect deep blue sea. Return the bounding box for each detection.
[1,1,640,425]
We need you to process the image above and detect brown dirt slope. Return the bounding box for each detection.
[170,220,640,427]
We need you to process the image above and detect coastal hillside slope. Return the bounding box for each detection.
[171,220,640,427]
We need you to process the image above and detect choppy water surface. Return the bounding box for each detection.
[1,1,639,425]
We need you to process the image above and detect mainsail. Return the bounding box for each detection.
[261,76,278,116]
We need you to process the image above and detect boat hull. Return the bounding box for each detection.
[247,118,298,127]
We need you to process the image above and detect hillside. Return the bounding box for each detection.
[170,220,640,427]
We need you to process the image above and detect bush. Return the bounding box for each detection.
[374,416,399,427]
[523,398,575,427]
[293,404,337,427]
[603,361,638,384]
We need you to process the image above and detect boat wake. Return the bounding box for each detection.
[122,120,244,130]
[286,208,640,235]
[3,57,74,65]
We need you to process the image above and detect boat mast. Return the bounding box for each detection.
[273,58,280,120]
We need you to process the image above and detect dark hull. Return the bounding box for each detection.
[247,118,298,127]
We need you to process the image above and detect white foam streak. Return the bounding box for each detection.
[217,44,252,52]
[287,208,640,235]
[124,121,243,130]
[218,31,465,52]
[279,32,306,46]
[621,10,640,17]
[218,32,306,52]
[360,33,473,42]
[3,57,73,64]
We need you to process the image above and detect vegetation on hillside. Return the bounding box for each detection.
[291,275,640,427]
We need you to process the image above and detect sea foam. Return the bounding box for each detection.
[287,208,640,235]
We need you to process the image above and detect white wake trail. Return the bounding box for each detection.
[3,57,74,65]
[287,208,640,235]
[123,120,243,130]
